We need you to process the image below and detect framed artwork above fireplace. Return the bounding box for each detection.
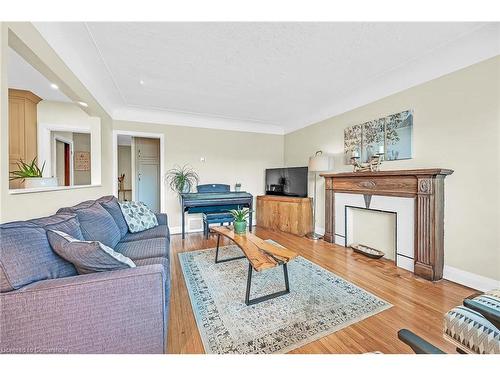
[344,109,414,164]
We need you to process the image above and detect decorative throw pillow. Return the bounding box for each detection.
[119,201,159,233]
[47,230,136,274]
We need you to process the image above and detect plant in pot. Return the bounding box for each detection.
[230,207,252,235]
[9,157,57,189]
[234,182,242,192]
[165,164,199,195]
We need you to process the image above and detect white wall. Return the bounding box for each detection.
[285,56,500,283]
[113,121,285,232]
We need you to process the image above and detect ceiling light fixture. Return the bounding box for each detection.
[77,101,88,108]
[50,83,59,90]
[139,79,145,85]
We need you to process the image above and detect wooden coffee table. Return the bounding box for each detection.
[211,226,298,306]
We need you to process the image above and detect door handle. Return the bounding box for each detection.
[138,173,141,181]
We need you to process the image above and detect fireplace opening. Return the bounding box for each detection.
[345,206,397,262]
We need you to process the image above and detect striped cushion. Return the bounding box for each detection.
[120,225,170,243]
[100,196,129,237]
[0,221,77,292]
[59,201,122,248]
[443,306,500,354]
[31,213,84,240]
[47,230,135,275]
[115,238,168,261]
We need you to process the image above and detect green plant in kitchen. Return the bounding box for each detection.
[230,207,252,235]
[9,157,45,181]
[165,164,199,195]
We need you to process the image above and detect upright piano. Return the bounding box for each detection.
[180,184,253,239]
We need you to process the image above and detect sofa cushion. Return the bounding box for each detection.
[47,230,136,274]
[119,201,158,233]
[99,196,129,238]
[30,213,84,240]
[444,306,500,354]
[115,238,169,260]
[0,221,77,292]
[59,201,121,248]
[120,225,170,243]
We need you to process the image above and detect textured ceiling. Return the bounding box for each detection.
[34,22,499,134]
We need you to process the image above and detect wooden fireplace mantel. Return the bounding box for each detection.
[320,168,454,281]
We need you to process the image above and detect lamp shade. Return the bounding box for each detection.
[308,152,331,172]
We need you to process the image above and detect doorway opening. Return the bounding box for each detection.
[54,138,72,186]
[113,131,165,213]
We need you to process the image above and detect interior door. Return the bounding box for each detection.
[135,137,160,212]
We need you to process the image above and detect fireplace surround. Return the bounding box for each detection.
[320,169,454,281]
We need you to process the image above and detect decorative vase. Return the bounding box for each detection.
[235,185,241,192]
[23,177,58,189]
[234,221,247,234]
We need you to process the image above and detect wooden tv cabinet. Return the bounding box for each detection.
[256,195,312,237]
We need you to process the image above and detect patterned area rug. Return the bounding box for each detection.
[178,241,391,354]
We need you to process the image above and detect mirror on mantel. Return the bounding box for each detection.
[7,44,101,192]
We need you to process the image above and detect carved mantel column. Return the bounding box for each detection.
[320,169,454,281]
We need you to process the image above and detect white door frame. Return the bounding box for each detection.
[52,135,74,185]
[112,130,165,213]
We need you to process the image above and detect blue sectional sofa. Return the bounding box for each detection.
[0,195,170,354]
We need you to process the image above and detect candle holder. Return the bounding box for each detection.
[351,153,383,172]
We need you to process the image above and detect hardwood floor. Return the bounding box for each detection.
[167,227,475,354]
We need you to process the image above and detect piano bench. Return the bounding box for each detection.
[203,212,235,239]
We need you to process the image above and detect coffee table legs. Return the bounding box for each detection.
[245,263,290,306]
[213,233,291,305]
[214,234,246,264]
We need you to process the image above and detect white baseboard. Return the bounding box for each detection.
[170,226,204,235]
[315,226,325,235]
[443,265,500,292]
[170,224,257,235]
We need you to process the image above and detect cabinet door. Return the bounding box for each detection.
[24,98,38,162]
[9,97,25,163]
[9,97,25,189]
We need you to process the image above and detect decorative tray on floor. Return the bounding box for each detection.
[349,243,385,259]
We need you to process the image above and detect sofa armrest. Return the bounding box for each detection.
[463,298,500,330]
[155,212,168,226]
[0,265,168,354]
[397,329,445,354]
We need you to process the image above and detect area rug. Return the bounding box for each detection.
[178,241,391,354]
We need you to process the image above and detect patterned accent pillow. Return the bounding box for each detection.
[119,201,159,233]
[47,230,136,275]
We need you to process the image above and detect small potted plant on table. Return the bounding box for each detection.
[230,207,252,235]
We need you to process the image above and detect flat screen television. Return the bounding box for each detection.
[265,167,308,197]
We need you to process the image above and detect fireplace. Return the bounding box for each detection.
[320,169,453,281]
[336,194,414,271]
[346,206,397,262]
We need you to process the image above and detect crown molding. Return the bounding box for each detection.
[113,106,285,135]
[285,23,500,134]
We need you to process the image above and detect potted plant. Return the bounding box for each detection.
[9,157,57,189]
[234,182,242,192]
[165,164,199,195]
[230,207,252,235]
